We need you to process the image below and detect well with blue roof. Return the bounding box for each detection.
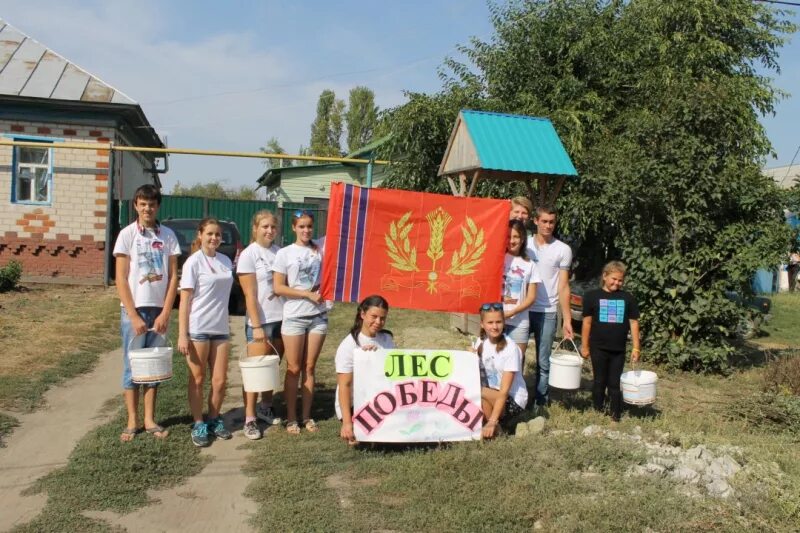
[438,110,577,205]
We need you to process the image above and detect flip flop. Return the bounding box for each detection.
[145,425,169,439]
[120,427,138,442]
[303,419,319,433]
[286,421,301,435]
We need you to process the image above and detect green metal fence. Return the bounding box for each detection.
[120,196,322,246]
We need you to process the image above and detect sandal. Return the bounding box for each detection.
[120,427,139,442]
[303,419,319,433]
[286,421,301,435]
[145,425,169,439]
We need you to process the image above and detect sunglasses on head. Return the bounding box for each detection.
[480,302,503,312]
[293,209,313,219]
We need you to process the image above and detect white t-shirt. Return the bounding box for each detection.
[272,242,326,319]
[180,250,234,335]
[113,222,181,308]
[502,253,542,326]
[236,242,284,326]
[479,335,528,409]
[526,236,572,313]
[334,331,396,419]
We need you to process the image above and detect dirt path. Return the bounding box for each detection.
[0,347,123,531]
[87,315,260,533]
[0,316,261,533]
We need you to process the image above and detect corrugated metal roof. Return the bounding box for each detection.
[0,18,136,104]
[461,110,577,176]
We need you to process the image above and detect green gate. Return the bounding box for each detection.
[120,196,278,245]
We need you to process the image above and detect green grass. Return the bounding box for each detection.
[11,300,800,532]
[757,292,800,348]
[13,321,209,533]
[0,411,19,447]
[239,303,800,532]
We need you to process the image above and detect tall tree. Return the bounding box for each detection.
[382,0,796,372]
[260,137,287,169]
[310,89,345,157]
[346,86,379,153]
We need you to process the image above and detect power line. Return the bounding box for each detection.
[754,0,800,7]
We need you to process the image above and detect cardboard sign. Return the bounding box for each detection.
[353,348,482,442]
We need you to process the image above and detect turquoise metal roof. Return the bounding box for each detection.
[461,110,577,176]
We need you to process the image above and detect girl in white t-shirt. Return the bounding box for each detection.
[178,218,234,448]
[474,303,528,439]
[502,219,541,361]
[335,295,394,445]
[236,210,284,440]
[272,210,327,434]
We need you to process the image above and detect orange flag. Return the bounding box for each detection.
[322,183,509,313]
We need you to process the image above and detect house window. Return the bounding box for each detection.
[9,137,55,205]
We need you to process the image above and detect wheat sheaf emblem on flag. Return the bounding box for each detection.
[384,207,487,294]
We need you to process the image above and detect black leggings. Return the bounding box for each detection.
[590,347,625,420]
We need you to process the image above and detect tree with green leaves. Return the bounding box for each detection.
[310,89,345,157]
[260,137,287,169]
[172,180,257,200]
[381,0,796,372]
[346,86,379,153]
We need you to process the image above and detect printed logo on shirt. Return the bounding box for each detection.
[599,299,625,324]
[136,237,164,284]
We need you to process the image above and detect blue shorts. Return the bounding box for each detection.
[189,333,230,342]
[504,322,530,344]
[245,321,282,342]
[281,314,328,336]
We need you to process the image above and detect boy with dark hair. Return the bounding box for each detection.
[113,184,181,441]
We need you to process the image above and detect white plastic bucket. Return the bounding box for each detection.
[129,332,173,384]
[239,355,280,392]
[548,339,583,390]
[620,368,658,405]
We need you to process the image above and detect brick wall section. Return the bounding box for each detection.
[0,233,104,280]
[0,119,112,282]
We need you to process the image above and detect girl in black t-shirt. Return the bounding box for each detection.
[580,261,641,422]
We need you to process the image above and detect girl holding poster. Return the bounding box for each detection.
[475,303,528,439]
[178,218,234,448]
[502,219,541,360]
[335,295,395,444]
[273,211,327,434]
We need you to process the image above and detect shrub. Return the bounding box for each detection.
[728,392,800,435]
[764,351,800,396]
[0,260,22,292]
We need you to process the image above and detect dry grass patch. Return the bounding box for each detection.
[0,284,120,410]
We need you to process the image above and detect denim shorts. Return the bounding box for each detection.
[121,307,167,390]
[281,313,328,336]
[245,321,282,342]
[189,333,230,342]
[504,322,530,344]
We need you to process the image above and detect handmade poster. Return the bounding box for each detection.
[352,348,482,443]
[322,182,509,313]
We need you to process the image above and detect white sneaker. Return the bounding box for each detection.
[243,420,262,440]
[256,405,282,426]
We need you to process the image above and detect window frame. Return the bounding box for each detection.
[5,133,62,206]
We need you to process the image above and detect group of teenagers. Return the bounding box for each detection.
[113,184,641,446]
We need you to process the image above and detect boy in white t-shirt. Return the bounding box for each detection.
[526,206,573,409]
[113,184,181,442]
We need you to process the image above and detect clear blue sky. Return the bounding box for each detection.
[1,1,798,191]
